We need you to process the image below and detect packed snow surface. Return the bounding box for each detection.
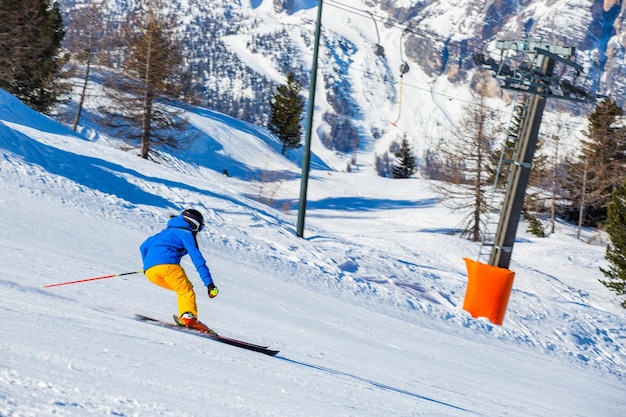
[1,86,625,416]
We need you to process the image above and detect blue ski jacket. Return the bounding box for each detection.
[140,215,214,286]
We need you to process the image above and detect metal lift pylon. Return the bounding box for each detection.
[463,39,598,324]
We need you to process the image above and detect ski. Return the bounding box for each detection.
[134,314,279,357]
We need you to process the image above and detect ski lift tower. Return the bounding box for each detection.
[474,39,597,269]
[463,40,599,325]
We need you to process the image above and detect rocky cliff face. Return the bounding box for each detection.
[380,0,625,104]
[602,1,626,102]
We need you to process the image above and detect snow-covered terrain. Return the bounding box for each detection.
[1,86,625,416]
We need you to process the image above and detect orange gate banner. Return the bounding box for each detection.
[463,258,515,325]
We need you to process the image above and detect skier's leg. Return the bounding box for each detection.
[161,264,198,318]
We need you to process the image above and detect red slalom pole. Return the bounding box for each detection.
[41,270,142,289]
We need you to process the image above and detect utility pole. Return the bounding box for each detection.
[296,0,323,238]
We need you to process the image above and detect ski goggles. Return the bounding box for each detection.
[184,216,205,232]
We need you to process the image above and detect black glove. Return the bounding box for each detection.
[207,283,219,298]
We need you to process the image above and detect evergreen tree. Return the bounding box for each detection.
[392,133,417,178]
[0,0,66,113]
[523,212,545,237]
[600,180,626,308]
[268,72,304,155]
[565,99,626,227]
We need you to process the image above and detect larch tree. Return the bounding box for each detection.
[431,89,498,242]
[63,2,106,131]
[101,5,191,159]
[546,112,569,234]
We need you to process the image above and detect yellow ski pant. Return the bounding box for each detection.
[144,264,197,318]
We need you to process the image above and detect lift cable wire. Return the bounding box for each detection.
[294,0,605,137]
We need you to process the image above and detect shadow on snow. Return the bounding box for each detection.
[302,196,438,212]
[1,125,175,209]
[277,356,479,415]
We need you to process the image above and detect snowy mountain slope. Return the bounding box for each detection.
[1,87,625,416]
[56,0,626,176]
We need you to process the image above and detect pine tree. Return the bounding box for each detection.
[523,212,545,237]
[600,180,626,308]
[0,0,67,113]
[392,133,417,178]
[268,72,304,155]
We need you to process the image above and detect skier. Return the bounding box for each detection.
[140,209,219,332]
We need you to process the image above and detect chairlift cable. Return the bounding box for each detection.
[367,11,385,57]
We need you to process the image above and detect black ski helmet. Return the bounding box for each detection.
[182,209,204,232]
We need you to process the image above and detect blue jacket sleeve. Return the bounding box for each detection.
[181,234,214,287]
[140,235,156,263]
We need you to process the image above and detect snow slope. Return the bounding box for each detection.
[1,87,625,416]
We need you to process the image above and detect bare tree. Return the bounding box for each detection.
[101,3,191,159]
[430,90,498,241]
[548,124,561,234]
[544,111,577,234]
[63,2,106,131]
